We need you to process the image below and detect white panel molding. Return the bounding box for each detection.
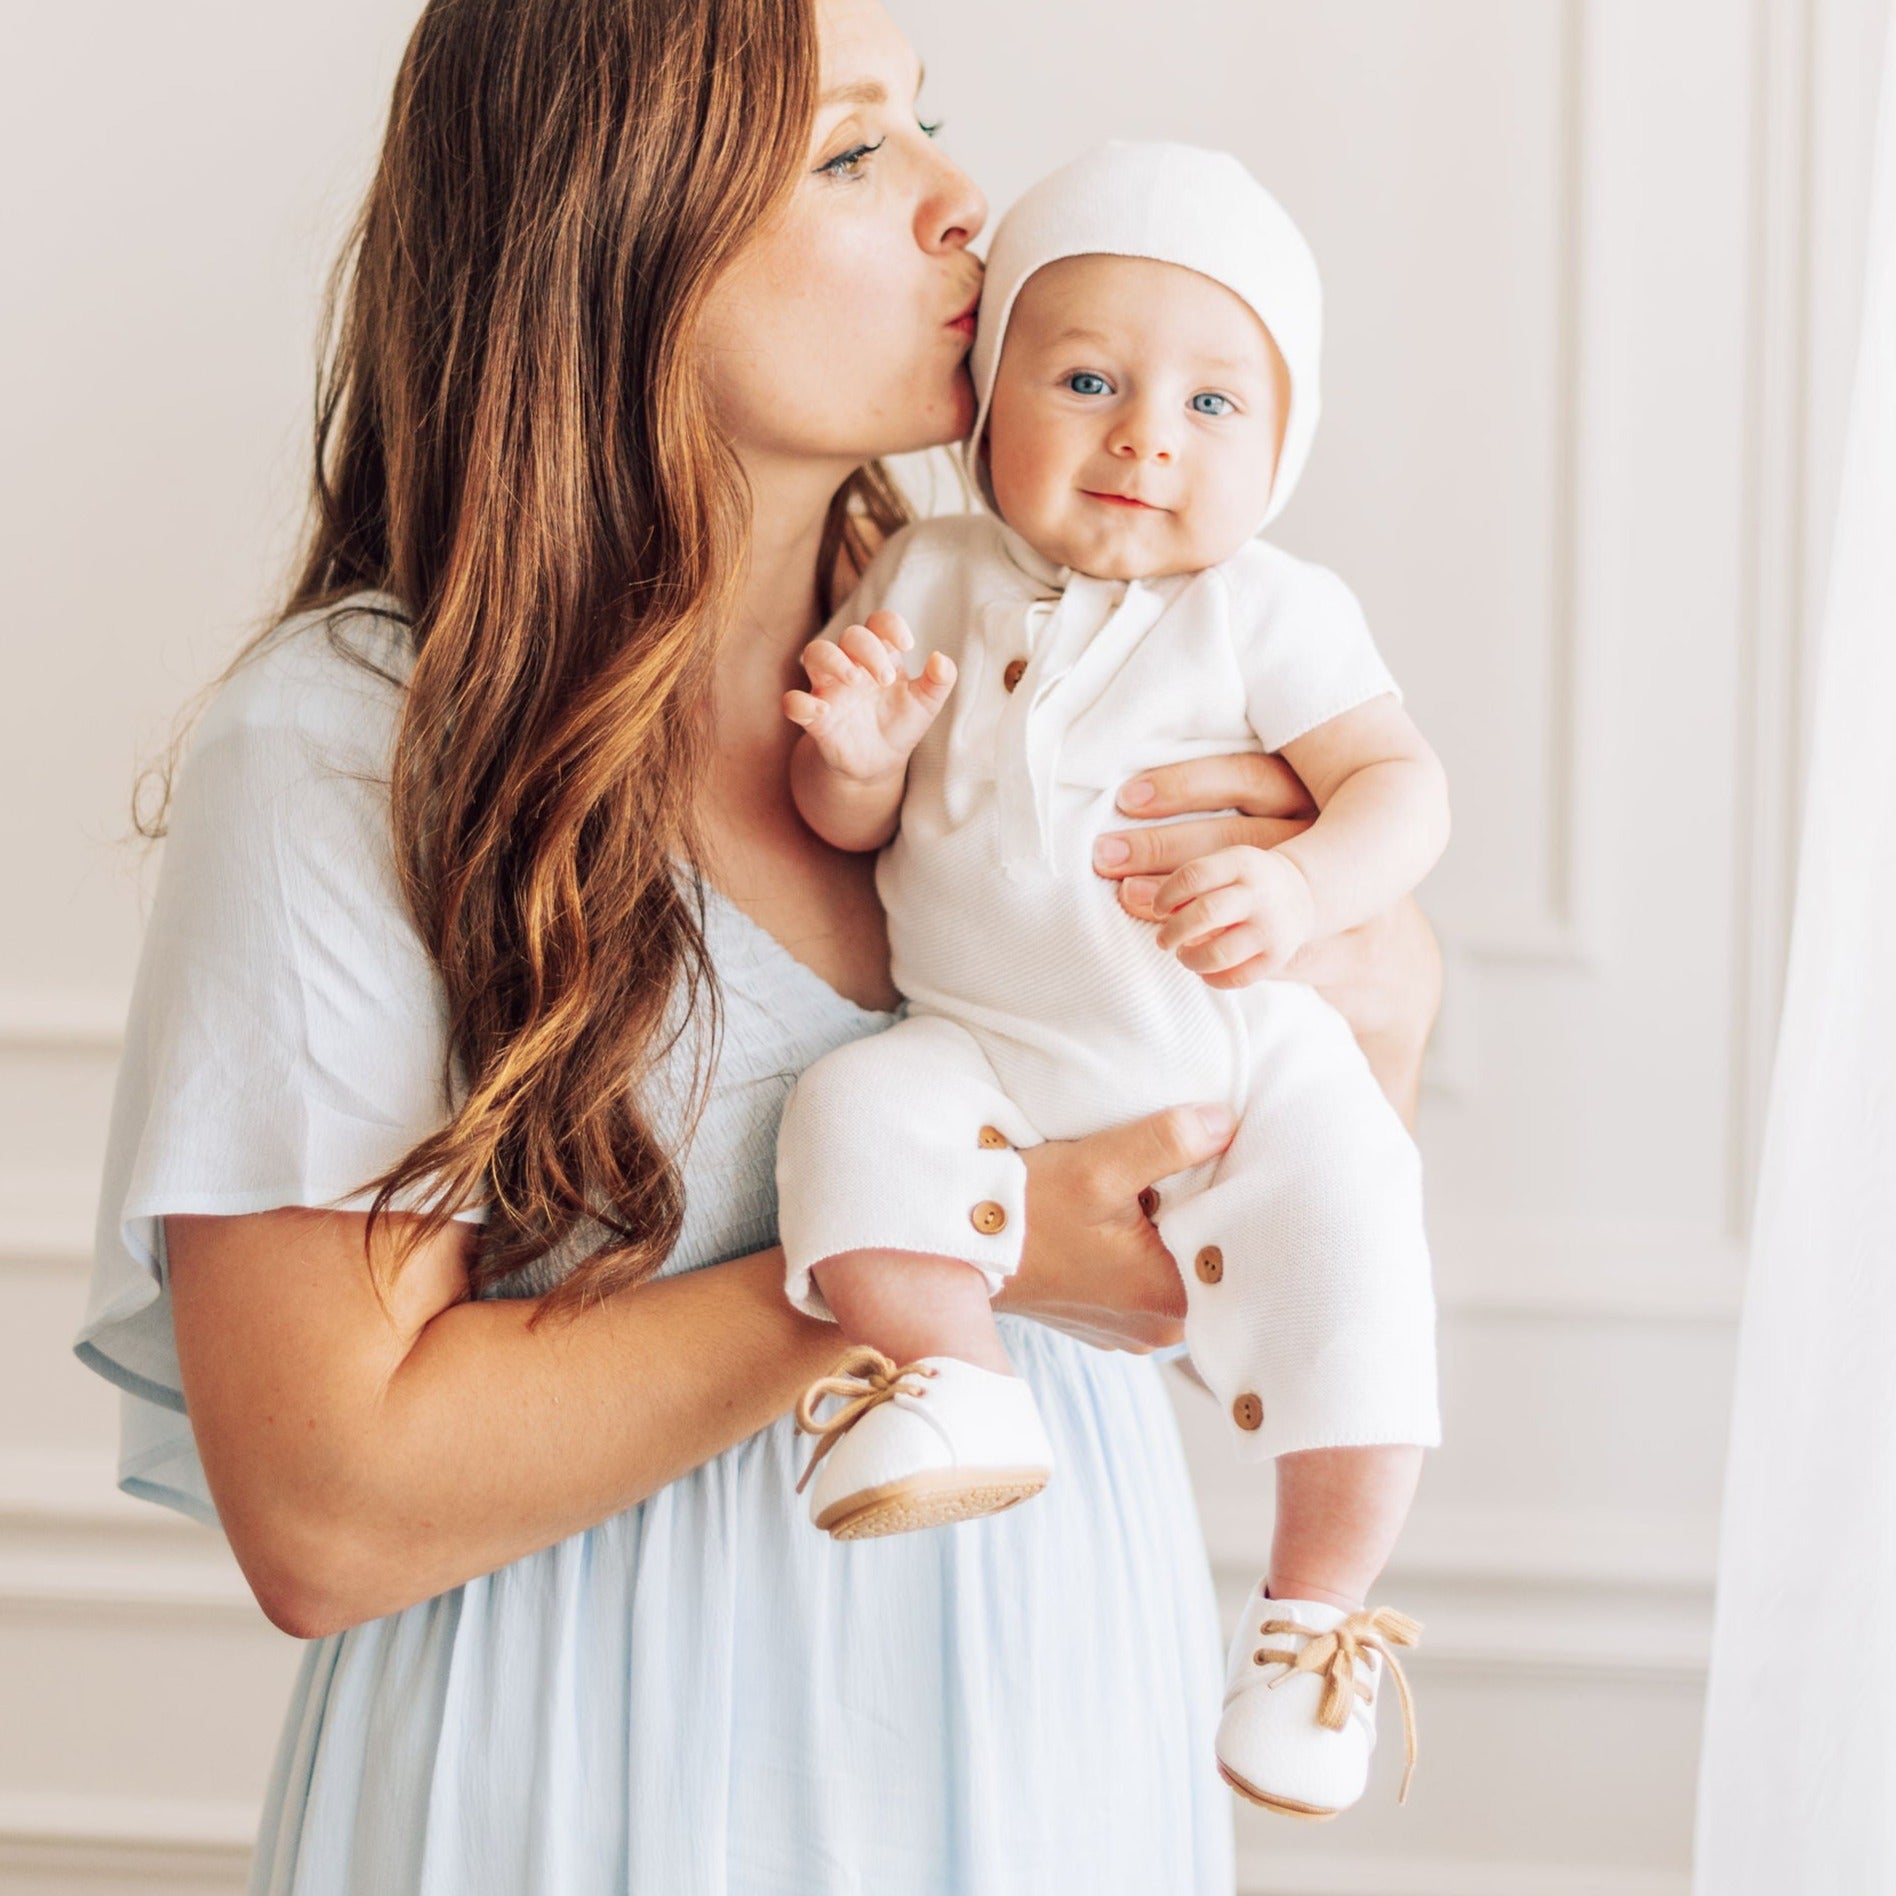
[0,1176,99,1268]
[1236,1848,1688,1896]
[0,993,129,1056]
[1727,0,1821,1241]
[1430,1216,1744,1324]
[0,1453,260,1626]
[0,1792,253,1889]
[1446,0,1602,974]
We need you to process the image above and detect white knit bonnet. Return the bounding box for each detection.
[961,138,1323,538]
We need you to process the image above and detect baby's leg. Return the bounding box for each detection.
[777,1011,1043,1369]
[811,1248,1016,1375]
[1270,1444,1426,1611]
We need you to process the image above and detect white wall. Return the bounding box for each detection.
[1,1,1887,1891]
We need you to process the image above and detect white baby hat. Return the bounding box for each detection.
[960,138,1324,537]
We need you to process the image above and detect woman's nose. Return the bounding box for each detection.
[918,147,987,252]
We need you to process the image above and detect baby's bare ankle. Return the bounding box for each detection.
[812,1249,1014,1375]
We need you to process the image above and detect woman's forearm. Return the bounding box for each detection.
[225,1243,841,1630]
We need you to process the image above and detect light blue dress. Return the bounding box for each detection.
[72,599,1236,1894]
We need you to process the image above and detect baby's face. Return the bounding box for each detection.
[981,253,1290,581]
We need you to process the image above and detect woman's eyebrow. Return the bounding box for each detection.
[819,60,926,109]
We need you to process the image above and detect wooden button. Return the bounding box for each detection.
[1002,657,1028,692]
[1194,1245,1224,1284]
[970,1200,1007,1235]
[1232,1392,1264,1431]
[978,1125,1010,1150]
[1137,1187,1161,1220]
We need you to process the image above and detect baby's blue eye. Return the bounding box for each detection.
[1191,392,1234,416]
[1068,372,1110,396]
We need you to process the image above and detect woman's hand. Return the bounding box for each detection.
[1093,753,1444,1126]
[995,1103,1238,1353]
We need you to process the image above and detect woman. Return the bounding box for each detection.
[73,0,1443,1888]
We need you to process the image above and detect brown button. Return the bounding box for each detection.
[1137,1186,1161,1220]
[1002,657,1028,692]
[1232,1392,1264,1431]
[978,1125,1010,1150]
[970,1200,1007,1235]
[1194,1245,1224,1284]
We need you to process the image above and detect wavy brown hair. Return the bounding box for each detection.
[147,0,913,1317]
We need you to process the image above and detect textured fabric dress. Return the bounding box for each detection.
[71,596,1236,1895]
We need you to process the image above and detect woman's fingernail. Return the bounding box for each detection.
[1119,778,1155,809]
[1196,1105,1238,1138]
[1093,834,1130,868]
[1123,875,1159,908]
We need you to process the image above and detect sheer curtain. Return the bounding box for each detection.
[1693,12,1896,1890]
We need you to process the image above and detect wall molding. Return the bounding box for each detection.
[1428,1216,1746,1324]
[0,1791,253,1888]
[0,991,129,1056]
[1236,1846,1688,1896]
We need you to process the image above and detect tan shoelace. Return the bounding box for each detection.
[1254,1604,1424,1803]
[792,1344,940,1496]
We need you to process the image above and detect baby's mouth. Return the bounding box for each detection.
[1081,489,1161,511]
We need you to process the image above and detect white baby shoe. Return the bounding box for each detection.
[792,1345,1054,1539]
[1215,1578,1422,1819]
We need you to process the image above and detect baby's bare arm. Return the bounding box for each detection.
[783,609,956,853]
[788,735,909,853]
[1273,696,1450,935]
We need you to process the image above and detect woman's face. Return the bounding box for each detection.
[695,0,988,474]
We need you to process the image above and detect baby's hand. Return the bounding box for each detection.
[782,609,957,784]
[1150,845,1317,984]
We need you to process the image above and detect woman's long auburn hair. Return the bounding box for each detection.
[154,0,914,1317]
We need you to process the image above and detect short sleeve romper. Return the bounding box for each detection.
[70,596,1237,1895]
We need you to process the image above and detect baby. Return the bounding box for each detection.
[773,140,1446,1820]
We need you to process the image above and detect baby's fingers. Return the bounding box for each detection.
[909,650,957,705]
[799,637,862,690]
[782,687,827,729]
[862,608,914,654]
[1154,884,1252,953]
[836,622,899,685]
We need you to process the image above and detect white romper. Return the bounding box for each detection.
[775,509,1442,1464]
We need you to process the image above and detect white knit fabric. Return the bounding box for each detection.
[776,513,1442,1461]
[963,138,1324,533]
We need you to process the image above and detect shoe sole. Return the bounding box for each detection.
[1216,1760,1340,1822]
[814,1467,1051,1539]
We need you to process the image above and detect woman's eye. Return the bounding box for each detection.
[818,119,942,181]
[1191,392,1234,416]
[1068,372,1111,396]
[818,136,886,179]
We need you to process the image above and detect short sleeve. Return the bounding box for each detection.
[1225,550,1403,755]
[72,600,482,1528]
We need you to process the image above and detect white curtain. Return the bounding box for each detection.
[1693,14,1896,1892]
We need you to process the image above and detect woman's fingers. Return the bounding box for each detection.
[1115,750,1316,822]
[1093,812,1311,891]
[1080,1101,1237,1200]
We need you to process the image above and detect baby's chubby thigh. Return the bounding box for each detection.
[1151,981,1442,1464]
[774,1013,1045,1323]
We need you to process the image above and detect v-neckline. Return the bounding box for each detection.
[691,871,898,1023]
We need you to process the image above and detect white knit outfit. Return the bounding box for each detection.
[775,141,1441,1462]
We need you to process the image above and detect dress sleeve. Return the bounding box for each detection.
[72,611,481,1528]
[1227,551,1404,754]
